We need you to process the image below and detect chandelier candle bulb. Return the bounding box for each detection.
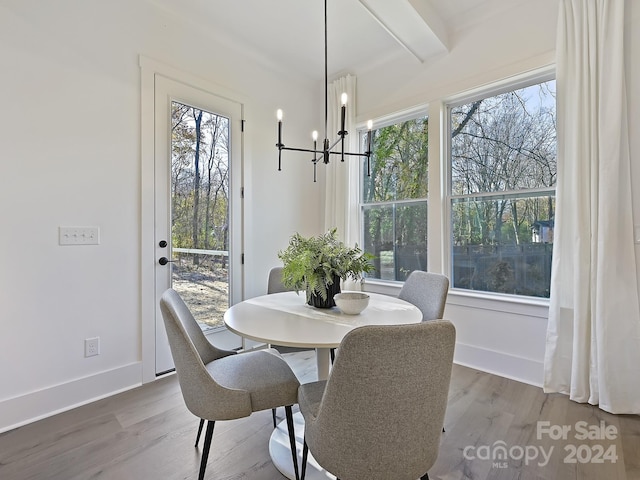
[339,93,347,161]
[277,109,283,170]
[312,131,318,157]
[313,131,318,182]
[313,132,318,157]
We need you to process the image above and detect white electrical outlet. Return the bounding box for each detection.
[85,337,100,357]
[59,226,100,245]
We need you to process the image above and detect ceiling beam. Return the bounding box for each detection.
[356,0,450,63]
[408,0,451,51]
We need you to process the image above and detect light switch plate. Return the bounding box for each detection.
[59,226,100,245]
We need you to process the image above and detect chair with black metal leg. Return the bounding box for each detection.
[298,320,456,480]
[195,267,289,444]
[160,288,301,480]
[190,337,236,449]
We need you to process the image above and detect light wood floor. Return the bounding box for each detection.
[1,350,639,480]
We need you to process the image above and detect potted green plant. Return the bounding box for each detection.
[278,228,375,308]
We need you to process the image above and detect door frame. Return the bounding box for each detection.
[140,56,247,383]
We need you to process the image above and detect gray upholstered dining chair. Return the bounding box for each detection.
[298,320,456,480]
[398,270,449,321]
[160,288,301,480]
[266,265,301,426]
[268,266,291,294]
[193,267,285,438]
[238,266,293,353]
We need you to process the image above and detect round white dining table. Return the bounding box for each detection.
[224,290,422,380]
[223,290,422,480]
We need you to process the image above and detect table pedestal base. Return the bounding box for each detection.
[315,347,331,381]
[269,412,335,480]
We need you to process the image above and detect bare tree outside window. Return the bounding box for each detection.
[449,80,557,297]
[170,101,230,328]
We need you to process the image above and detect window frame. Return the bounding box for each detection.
[357,105,430,284]
[443,67,556,300]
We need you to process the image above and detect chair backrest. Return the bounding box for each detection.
[306,320,455,480]
[267,266,292,294]
[160,288,234,365]
[159,289,251,419]
[398,270,449,320]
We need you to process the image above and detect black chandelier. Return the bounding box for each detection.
[276,0,373,182]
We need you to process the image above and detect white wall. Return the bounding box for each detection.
[0,0,321,432]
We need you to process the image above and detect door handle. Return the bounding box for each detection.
[158,257,176,266]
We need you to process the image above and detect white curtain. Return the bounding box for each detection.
[324,75,360,247]
[543,0,640,414]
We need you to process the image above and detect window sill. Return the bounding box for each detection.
[447,289,549,318]
[361,278,403,296]
[363,279,549,319]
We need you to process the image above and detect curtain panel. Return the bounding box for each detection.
[323,75,360,247]
[543,0,640,413]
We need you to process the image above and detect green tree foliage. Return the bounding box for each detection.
[362,117,429,280]
[363,117,428,203]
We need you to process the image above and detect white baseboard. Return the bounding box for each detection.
[0,362,142,434]
[0,345,543,434]
[454,342,544,388]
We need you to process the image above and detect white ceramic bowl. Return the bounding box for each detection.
[334,292,370,315]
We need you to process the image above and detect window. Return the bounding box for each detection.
[448,79,556,297]
[360,115,428,282]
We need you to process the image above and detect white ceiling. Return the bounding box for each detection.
[146,0,510,81]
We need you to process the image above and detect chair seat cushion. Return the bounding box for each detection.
[207,348,299,412]
[298,380,327,421]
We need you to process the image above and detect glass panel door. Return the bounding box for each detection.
[153,73,243,375]
[169,101,230,331]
